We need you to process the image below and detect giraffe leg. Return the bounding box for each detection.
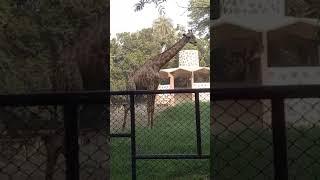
[147,109,151,128]
[147,95,156,129]
[122,104,129,130]
[146,95,151,128]
[150,95,156,129]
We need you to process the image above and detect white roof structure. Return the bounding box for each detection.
[212,0,320,87]
[219,0,286,17]
[211,15,319,32]
[212,0,319,32]
[160,67,209,73]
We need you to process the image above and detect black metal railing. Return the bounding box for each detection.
[211,85,320,180]
[0,91,109,180]
[111,85,320,179]
[110,88,210,180]
[2,85,320,179]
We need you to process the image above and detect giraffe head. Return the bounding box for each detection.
[183,30,197,46]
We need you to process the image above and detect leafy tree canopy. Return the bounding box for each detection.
[134,0,167,15]
[134,0,210,37]
[110,17,209,91]
[187,0,209,37]
[0,0,107,93]
[0,1,109,131]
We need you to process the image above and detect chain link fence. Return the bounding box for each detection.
[211,88,320,180]
[211,99,274,180]
[110,90,210,179]
[285,98,320,179]
[0,101,109,180]
[4,87,314,179]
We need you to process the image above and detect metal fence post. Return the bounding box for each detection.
[210,0,220,20]
[194,92,202,156]
[130,94,137,180]
[271,98,288,180]
[64,104,79,180]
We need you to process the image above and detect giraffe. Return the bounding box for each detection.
[0,7,109,178]
[43,5,109,179]
[122,30,197,129]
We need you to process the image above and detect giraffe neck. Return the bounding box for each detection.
[150,36,189,72]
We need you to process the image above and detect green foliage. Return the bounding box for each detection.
[133,0,210,37]
[0,0,109,132]
[188,0,210,37]
[111,17,172,90]
[110,25,174,90]
[111,101,210,179]
[134,0,167,15]
[152,16,175,44]
[0,0,107,93]
[110,17,209,91]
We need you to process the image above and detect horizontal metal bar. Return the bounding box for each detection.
[0,89,209,106]
[3,85,320,106]
[212,85,320,100]
[110,88,210,95]
[0,93,108,106]
[136,154,210,160]
[110,133,131,138]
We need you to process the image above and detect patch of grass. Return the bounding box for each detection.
[111,101,210,179]
[211,127,320,180]
[111,139,131,180]
[112,100,320,179]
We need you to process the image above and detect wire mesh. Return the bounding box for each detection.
[0,104,109,180]
[211,97,320,180]
[0,105,64,179]
[211,99,274,180]
[110,94,132,180]
[285,98,320,179]
[110,92,210,179]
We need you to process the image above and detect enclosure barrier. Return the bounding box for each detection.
[111,85,320,179]
[110,88,211,180]
[211,85,320,180]
[0,91,109,180]
[2,85,320,179]
[0,89,209,180]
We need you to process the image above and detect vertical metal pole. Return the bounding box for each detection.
[64,104,79,180]
[210,0,220,20]
[195,92,202,156]
[271,98,288,180]
[130,94,137,180]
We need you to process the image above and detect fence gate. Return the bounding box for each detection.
[110,89,210,179]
